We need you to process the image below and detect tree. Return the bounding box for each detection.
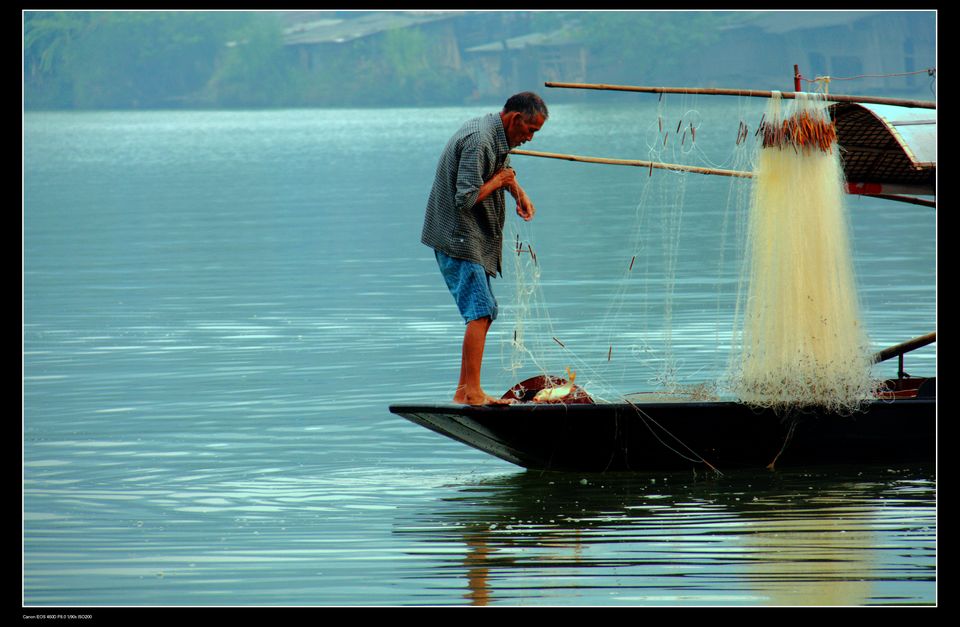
[24,11,94,108]
[24,11,260,109]
[572,12,736,83]
[202,13,294,107]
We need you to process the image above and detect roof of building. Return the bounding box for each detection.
[725,11,898,34]
[283,11,460,46]
[464,28,581,53]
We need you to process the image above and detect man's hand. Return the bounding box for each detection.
[515,194,535,221]
[496,167,520,198]
[497,168,535,221]
[479,167,534,221]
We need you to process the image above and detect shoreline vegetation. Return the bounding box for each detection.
[25,11,935,112]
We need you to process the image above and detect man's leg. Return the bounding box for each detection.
[454,316,511,405]
[434,250,511,405]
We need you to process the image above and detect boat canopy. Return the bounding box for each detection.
[830,102,936,197]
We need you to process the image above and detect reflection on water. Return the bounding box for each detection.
[397,467,935,606]
[25,456,935,606]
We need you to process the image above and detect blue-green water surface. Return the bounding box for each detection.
[23,101,935,607]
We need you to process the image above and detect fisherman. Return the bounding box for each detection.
[421,92,548,405]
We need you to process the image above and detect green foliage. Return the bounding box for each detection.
[23,11,484,109]
[23,10,744,110]
[278,25,472,108]
[23,12,94,108]
[202,13,294,107]
[24,11,258,109]
[381,27,429,84]
[571,11,736,82]
[371,28,474,106]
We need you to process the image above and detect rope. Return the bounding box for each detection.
[803,67,935,82]
[800,67,936,96]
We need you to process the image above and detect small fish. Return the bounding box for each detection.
[533,368,577,403]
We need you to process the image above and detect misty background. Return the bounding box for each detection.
[24,10,936,111]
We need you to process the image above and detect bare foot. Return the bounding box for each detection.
[454,388,515,406]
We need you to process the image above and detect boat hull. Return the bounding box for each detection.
[389,398,936,472]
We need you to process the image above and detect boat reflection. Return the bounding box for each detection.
[397,466,935,606]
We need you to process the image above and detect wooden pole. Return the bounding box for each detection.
[873,332,936,364]
[509,149,753,178]
[510,149,935,207]
[544,81,937,109]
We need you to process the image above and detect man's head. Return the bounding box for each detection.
[501,92,548,148]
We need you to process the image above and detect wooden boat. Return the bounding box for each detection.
[393,80,936,474]
[389,371,935,473]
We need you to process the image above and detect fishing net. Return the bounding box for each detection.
[727,93,877,413]
[499,95,748,404]
[499,92,877,412]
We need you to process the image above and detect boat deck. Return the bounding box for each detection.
[390,383,935,472]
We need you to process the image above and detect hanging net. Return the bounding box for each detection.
[727,93,877,413]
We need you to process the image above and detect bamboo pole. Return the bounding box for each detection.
[509,148,753,178]
[510,149,936,207]
[544,81,937,110]
[873,332,936,364]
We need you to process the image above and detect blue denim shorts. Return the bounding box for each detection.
[435,250,498,323]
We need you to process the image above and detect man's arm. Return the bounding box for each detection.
[511,183,535,221]
[476,167,535,222]
[454,133,535,221]
[474,167,516,204]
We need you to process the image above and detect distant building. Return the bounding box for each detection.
[278,10,584,103]
[462,28,588,100]
[281,11,464,74]
[699,11,936,95]
[277,11,936,105]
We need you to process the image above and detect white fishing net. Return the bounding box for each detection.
[727,93,878,413]
[499,92,878,413]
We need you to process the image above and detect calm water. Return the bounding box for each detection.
[23,100,936,607]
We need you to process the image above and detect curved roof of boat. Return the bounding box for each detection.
[830,101,936,194]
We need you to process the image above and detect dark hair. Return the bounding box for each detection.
[503,92,549,120]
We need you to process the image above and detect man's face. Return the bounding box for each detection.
[505,112,546,148]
